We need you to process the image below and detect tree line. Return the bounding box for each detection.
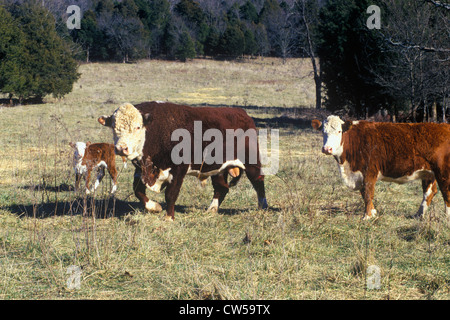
[68,0,320,63]
[0,0,448,122]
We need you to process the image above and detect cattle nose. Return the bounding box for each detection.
[115,145,129,156]
[322,146,333,155]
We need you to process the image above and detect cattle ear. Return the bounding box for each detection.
[86,141,91,147]
[342,121,353,133]
[143,113,151,125]
[311,120,322,131]
[98,116,113,127]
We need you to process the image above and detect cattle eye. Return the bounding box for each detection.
[136,126,141,130]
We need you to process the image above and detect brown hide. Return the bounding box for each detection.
[340,121,450,179]
[124,102,267,219]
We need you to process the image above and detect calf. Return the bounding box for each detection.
[312,116,450,220]
[70,142,126,194]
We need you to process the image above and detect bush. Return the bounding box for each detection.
[175,31,196,62]
[0,3,79,103]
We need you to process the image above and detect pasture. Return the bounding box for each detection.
[0,58,448,300]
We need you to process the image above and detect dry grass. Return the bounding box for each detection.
[0,58,449,300]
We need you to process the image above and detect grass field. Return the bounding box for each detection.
[0,58,449,300]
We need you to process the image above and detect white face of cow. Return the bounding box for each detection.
[320,116,345,157]
[98,103,147,160]
[71,142,86,163]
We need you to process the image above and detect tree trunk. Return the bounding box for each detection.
[314,72,322,109]
[431,100,437,122]
[443,96,447,123]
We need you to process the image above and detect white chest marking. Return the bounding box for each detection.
[338,161,364,191]
[75,161,87,175]
[146,168,173,193]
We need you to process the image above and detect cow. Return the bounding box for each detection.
[70,142,127,194]
[98,102,268,220]
[311,115,450,220]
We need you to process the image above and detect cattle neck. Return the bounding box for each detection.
[332,134,348,165]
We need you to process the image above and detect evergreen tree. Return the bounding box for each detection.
[0,6,29,103]
[175,30,196,62]
[240,1,259,23]
[5,3,79,102]
[72,10,101,62]
[135,0,172,57]
[175,0,209,55]
[243,27,258,56]
[204,27,221,57]
[175,0,206,26]
[220,23,245,58]
[259,0,282,24]
[317,0,393,117]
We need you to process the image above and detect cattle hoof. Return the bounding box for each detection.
[412,213,424,220]
[207,199,219,213]
[207,205,218,213]
[258,198,268,210]
[164,215,174,222]
[145,200,162,213]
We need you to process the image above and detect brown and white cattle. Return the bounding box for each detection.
[312,116,450,220]
[98,101,268,220]
[70,142,127,194]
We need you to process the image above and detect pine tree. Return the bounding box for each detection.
[175,31,196,62]
[0,6,29,103]
[7,3,79,102]
[240,1,259,23]
[220,23,245,58]
[317,0,393,117]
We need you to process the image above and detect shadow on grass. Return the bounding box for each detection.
[19,183,75,192]
[5,196,142,219]
[193,103,332,130]
[5,200,279,219]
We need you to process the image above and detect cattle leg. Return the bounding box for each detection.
[361,177,377,220]
[164,168,186,220]
[208,174,229,213]
[414,179,438,219]
[107,164,118,194]
[133,167,162,213]
[245,165,268,209]
[85,169,92,194]
[75,172,82,192]
[435,175,450,218]
[92,166,106,193]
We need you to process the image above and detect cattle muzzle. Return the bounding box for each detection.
[322,146,333,155]
[115,145,129,157]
